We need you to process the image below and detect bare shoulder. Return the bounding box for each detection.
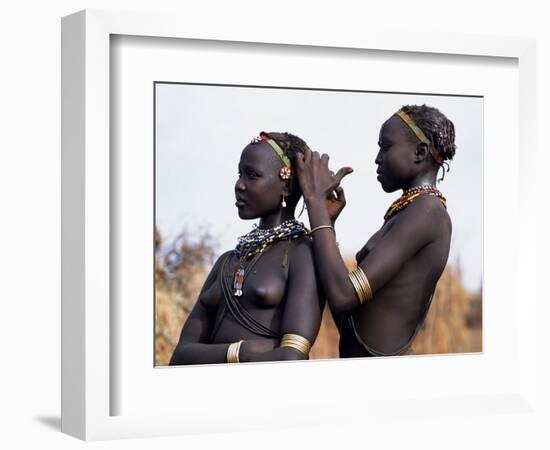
[290,235,314,251]
[399,194,452,237]
[213,249,234,268]
[205,250,234,279]
[289,236,315,265]
[217,249,235,260]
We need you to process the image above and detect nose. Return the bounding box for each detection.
[374,149,382,165]
[235,177,246,192]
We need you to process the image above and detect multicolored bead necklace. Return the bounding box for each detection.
[384,185,446,222]
[232,219,309,296]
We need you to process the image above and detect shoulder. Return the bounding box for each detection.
[210,250,235,272]
[288,236,315,267]
[395,194,451,239]
[289,235,314,255]
[403,194,449,222]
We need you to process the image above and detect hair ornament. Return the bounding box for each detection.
[395,110,444,166]
[279,166,292,180]
[250,132,291,167]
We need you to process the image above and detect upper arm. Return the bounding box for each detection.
[176,251,231,344]
[281,238,324,343]
[360,196,445,292]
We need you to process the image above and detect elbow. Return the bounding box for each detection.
[168,348,181,366]
[168,343,189,366]
[326,292,358,315]
[322,274,360,315]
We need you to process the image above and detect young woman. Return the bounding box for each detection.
[169,132,324,365]
[296,104,456,357]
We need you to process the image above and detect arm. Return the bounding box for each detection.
[169,252,232,365]
[239,238,324,362]
[296,149,440,315]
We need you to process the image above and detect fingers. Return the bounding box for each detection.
[320,153,330,168]
[296,151,305,170]
[334,166,354,184]
[303,147,312,165]
[311,150,320,165]
[334,186,346,204]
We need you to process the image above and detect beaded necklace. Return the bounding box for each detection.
[232,219,309,296]
[384,185,446,222]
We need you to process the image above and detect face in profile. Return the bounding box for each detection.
[235,142,287,220]
[375,115,419,192]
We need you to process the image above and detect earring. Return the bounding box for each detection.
[282,195,287,208]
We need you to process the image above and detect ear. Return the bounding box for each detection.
[414,142,430,163]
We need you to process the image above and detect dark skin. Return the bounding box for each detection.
[296,115,452,356]
[169,142,323,365]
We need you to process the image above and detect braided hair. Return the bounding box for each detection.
[401,106,456,183]
[260,131,311,205]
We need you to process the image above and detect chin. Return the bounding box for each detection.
[379,181,398,193]
[237,210,250,220]
[237,208,258,220]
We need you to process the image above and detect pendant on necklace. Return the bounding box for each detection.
[233,266,245,297]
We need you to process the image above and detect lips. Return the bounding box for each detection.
[235,197,246,207]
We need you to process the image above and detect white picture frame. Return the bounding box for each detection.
[61,9,537,441]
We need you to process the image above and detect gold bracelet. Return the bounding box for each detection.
[309,224,334,235]
[227,340,243,363]
[280,333,312,358]
[348,269,366,302]
[348,267,373,304]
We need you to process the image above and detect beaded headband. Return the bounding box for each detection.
[251,132,291,167]
[395,110,444,165]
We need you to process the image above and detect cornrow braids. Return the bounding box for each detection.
[399,104,457,162]
[262,131,311,164]
[262,131,311,204]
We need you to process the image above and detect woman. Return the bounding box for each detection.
[296,104,456,357]
[169,132,323,365]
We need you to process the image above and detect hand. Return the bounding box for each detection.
[326,185,347,224]
[295,148,353,205]
[238,339,278,362]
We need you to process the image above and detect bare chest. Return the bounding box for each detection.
[355,220,394,264]
[201,244,290,311]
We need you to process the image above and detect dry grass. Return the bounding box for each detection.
[155,230,482,365]
[412,266,482,354]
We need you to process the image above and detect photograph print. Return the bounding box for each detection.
[154,82,483,366]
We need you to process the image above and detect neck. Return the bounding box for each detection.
[402,173,437,192]
[258,207,296,229]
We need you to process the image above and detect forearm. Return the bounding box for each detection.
[306,197,360,314]
[243,346,305,362]
[169,342,230,366]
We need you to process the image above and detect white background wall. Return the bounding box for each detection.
[1,1,548,449]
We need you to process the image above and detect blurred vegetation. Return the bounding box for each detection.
[155,228,482,365]
[155,227,217,365]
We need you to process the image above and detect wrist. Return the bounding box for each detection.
[304,195,325,208]
[237,340,250,362]
[227,340,244,363]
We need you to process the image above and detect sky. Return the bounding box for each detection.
[155,83,483,292]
